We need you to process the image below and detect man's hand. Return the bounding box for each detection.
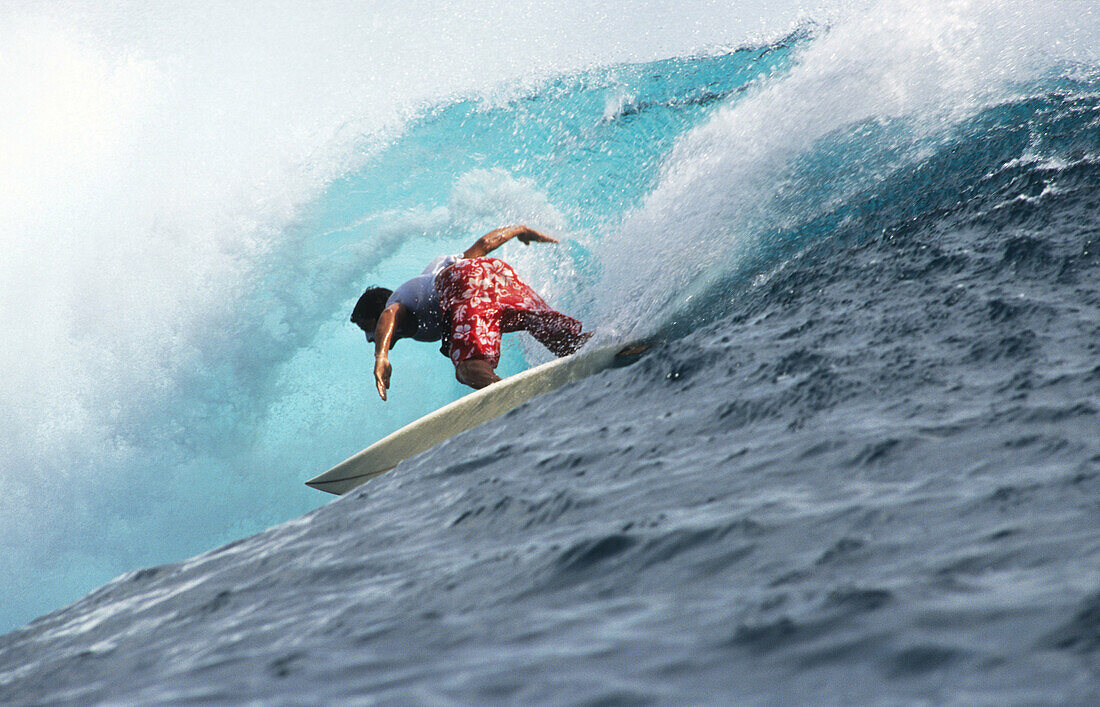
[516,227,558,245]
[374,354,392,401]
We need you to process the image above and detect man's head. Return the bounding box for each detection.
[351,287,392,335]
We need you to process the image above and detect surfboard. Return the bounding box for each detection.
[306,341,646,495]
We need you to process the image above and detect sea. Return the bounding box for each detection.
[2,0,1100,702]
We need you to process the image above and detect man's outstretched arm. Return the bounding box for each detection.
[462,225,558,259]
[372,303,407,401]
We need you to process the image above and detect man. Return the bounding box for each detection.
[351,225,591,400]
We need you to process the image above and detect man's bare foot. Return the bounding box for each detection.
[616,342,651,357]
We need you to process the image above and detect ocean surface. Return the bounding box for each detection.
[3,0,1100,702]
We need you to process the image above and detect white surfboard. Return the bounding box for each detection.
[306,342,645,495]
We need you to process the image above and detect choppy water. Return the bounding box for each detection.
[3,0,1100,703]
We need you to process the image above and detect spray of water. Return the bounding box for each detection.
[599,0,1100,335]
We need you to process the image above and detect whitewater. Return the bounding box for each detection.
[3,0,1100,702]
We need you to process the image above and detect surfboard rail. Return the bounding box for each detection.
[306,342,639,495]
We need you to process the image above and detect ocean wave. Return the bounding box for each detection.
[2,6,1100,703]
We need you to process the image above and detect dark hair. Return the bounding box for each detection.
[351,287,392,330]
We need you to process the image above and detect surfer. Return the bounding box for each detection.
[351,225,591,399]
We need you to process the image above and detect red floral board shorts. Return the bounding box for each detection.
[435,257,583,367]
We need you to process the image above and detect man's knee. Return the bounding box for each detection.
[455,359,501,389]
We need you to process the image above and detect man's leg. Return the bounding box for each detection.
[485,262,590,358]
[505,309,591,357]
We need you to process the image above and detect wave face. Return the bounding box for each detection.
[4,0,1100,702]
